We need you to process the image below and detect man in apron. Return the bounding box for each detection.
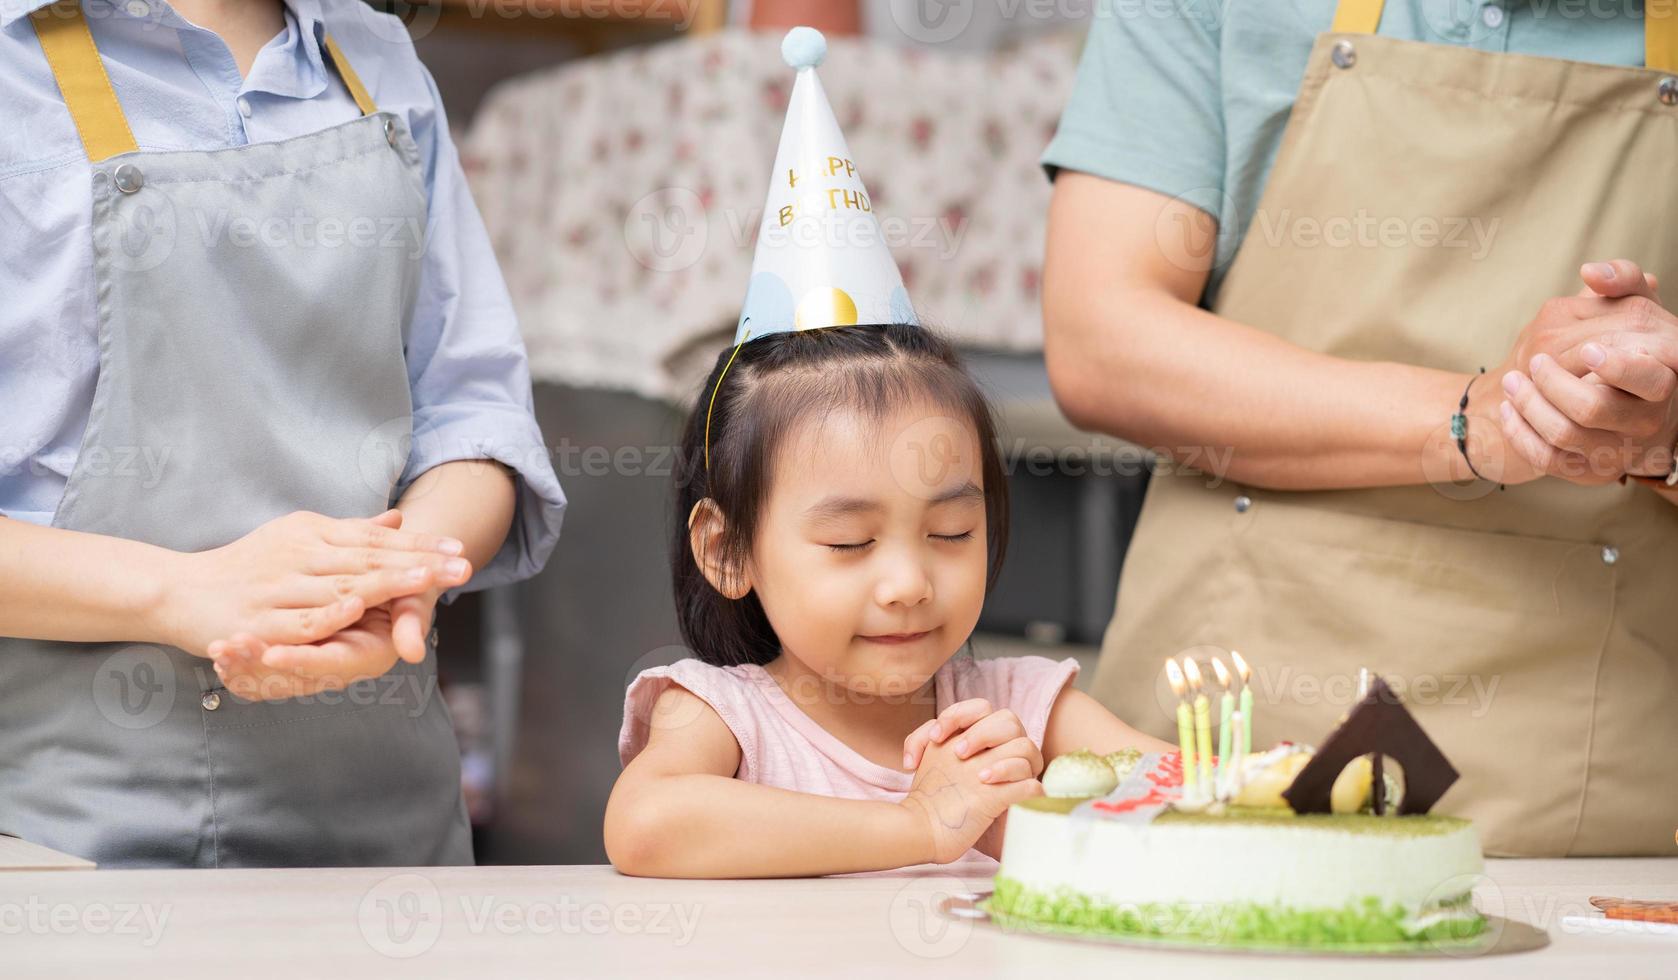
[0,1,565,866]
[1041,1,1676,856]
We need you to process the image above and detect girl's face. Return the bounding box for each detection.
[746,399,989,696]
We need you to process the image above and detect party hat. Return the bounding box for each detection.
[734,27,918,344]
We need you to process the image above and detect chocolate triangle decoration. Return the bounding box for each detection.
[1281,676,1459,815]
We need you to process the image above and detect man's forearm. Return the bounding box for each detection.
[1047,285,1483,492]
[392,459,517,582]
[0,517,172,645]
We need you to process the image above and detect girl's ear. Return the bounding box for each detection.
[688,498,751,599]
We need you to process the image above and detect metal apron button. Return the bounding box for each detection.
[1600,546,1619,566]
[1234,495,1253,513]
[1660,78,1678,107]
[201,692,222,711]
[384,117,399,146]
[1331,40,1357,70]
[112,163,144,194]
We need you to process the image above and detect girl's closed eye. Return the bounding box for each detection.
[828,529,973,552]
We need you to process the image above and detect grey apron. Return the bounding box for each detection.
[0,3,472,867]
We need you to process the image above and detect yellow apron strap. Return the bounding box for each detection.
[321,34,378,117]
[1330,0,1385,34]
[1329,0,1675,73]
[30,1,138,162]
[1650,4,1677,73]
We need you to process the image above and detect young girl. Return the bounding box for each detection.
[606,323,1172,877]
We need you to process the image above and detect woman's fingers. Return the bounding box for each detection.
[256,596,367,646]
[215,635,329,702]
[902,698,992,769]
[259,636,382,682]
[390,595,431,665]
[320,516,463,557]
[302,546,470,583]
[1580,260,1660,302]
[282,559,467,609]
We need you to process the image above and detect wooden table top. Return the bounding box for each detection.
[4,857,1674,977]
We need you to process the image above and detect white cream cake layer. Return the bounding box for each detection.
[997,801,1485,911]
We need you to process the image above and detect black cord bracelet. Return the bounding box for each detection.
[1451,368,1505,491]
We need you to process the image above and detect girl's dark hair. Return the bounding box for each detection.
[671,323,1010,668]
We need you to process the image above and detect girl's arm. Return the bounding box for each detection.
[605,685,931,878]
[1040,686,1175,761]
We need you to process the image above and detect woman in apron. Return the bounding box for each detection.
[0,0,565,867]
[1041,1,1677,856]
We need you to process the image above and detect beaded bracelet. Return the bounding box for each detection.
[1451,368,1504,491]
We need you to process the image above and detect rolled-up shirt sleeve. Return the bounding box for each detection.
[397,63,565,601]
[1040,1,1225,220]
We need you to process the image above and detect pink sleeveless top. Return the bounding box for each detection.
[618,653,1079,869]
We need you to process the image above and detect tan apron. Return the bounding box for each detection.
[1093,0,1678,857]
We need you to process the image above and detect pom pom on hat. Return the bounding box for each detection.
[781,27,827,70]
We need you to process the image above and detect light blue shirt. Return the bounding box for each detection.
[1042,0,1647,305]
[0,0,564,597]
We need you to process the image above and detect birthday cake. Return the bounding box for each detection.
[988,673,1487,950]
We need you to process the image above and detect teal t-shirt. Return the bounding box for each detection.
[1042,0,1648,304]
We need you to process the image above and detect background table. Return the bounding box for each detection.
[5,859,1674,977]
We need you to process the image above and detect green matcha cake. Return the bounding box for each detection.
[990,795,1485,947]
[990,676,1486,949]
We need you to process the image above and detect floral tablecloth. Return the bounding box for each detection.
[462,29,1080,402]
